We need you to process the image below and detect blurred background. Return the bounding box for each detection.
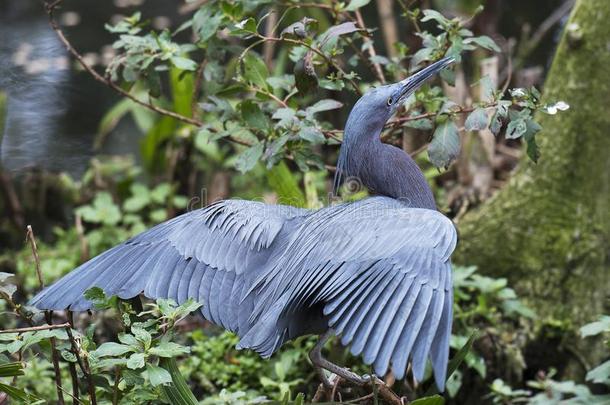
[1,0,609,403]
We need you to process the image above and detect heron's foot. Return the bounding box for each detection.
[309,330,374,387]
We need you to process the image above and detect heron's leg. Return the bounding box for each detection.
[309,329,371,387]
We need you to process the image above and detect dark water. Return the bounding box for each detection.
[0,0,180,178]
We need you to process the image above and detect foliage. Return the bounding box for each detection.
[486,315,610,404]
[95,0,567,178]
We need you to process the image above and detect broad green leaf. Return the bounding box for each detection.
[421,10,450,27]
[306,99,343,115]
[581,316,610,337]
[345,0,371,12]
[235,143,264,173]
[96,98,133,147]
[0,382,39,402]
[243,53,269,89]
[170,56,197,71]
[506,118,527,139]
[149,342,190,358]
[0,362,24,378]
[272,108,297,127]
[193,6,223,42]
[479,75,495,102]
[267,162,306,207]
[267,75,295,92]
[0,272,16,299]
[428,120,460,168]
[464,35,501,52]
[240,100,270,131]
[94,342,134,357]
[299,126,326,144]
[319,22,359,45]
[586,360,610,384]
[147,364,173,386]
[465,108,489,131]
[127,352,146,370]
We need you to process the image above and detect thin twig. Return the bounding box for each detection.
[65,327,97,405]
[354,9,386,83]
[0,322,72,334]
[191,58,207,118]
[26,226,44,289]
[67,312,80,402]
[26,226,65,405]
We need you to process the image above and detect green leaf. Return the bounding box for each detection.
[272,108,297,127]
[240,100,270,131]
[127,352,146,370]
[94,342,135,357]
[267,75,295,92]
[149,342,190,358]
[0,272,16,299]
[581,316,610,337]
[479,75,495,102]
[267,162,306,207]
[147,364,173,386]
[345,0,371,11]
[299,126,326,144]
[193,6,223,42]
[586,360,610,384]
[319,22,360,45]
[411,395,445,405]
[465,108,489,131]
[243,53,269,89]
[0,382,39,402]
[421,10,450,26]
[235,143,264,173]
[506,118,527,139]
[428,120,460,169]
[464,35,501,52]
[306,99,343,115]
[170,56,197,71]
[0,362,24,378]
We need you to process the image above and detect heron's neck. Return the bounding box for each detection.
[335,115,436,210]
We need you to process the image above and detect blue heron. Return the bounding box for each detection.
[31,57,457,392]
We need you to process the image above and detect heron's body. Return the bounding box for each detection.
[31,57,457,391]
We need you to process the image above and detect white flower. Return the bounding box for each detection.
[545,101,570,115]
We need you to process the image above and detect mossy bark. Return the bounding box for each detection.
[457,0,610,335]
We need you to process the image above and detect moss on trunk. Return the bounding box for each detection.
[456,0,610,334]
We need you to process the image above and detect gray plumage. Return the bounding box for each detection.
[31,57,457,391]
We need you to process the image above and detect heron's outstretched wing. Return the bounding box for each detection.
[246,196,456,390]
[30,200,308,335]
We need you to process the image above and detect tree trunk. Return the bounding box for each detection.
[456,0,610,340]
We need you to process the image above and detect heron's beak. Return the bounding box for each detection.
[398,56,455,101]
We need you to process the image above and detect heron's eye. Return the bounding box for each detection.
[387,97,393,106]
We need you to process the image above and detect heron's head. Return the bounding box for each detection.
[345,57,455,136]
